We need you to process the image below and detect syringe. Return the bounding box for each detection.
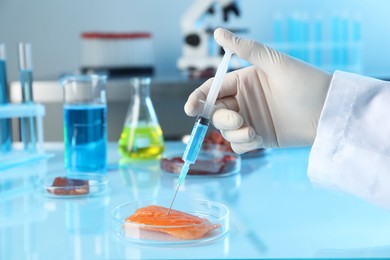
[167,48,233,213]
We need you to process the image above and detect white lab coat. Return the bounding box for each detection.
[308,71,390,209]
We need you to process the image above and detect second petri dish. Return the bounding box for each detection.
[160,147,241,177]
[37,173,109,198]
[111,198,229,245]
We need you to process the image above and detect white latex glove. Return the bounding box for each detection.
[184,28,332,154]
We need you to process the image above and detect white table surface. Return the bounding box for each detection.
[1,142,390,259]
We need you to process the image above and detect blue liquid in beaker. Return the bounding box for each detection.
[64,104,107,172]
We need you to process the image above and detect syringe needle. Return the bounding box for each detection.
[167,163,190,214]
[167,184,180,215]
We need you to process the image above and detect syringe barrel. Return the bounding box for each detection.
[182,116,210,164]
[200,48,233,120]
[200,102,214,120]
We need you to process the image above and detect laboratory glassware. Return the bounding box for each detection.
[111,198,229,245]
[39,173,109,198]
[168,48,233,213]
[59,74,107,173]
[160,147,241,176]
[18,42,36,152]
[118,77,164,160]
[0,44,12,153]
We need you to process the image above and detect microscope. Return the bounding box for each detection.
[177,0,244,77]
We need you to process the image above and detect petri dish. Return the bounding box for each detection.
[111,198,229,245]
[160,148,241,177]
[37,173,109,198]
[203,130,233,152]
[241,148,266,159]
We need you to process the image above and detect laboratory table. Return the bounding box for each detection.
[1,142,390,259]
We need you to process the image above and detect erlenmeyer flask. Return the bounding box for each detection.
[118,77,164,159]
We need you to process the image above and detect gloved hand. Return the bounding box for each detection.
[184,28,332,154]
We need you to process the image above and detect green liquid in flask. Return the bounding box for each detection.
[118,125,165,159]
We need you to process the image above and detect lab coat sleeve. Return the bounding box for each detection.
[308,70,390,209]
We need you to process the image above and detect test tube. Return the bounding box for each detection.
[352,14,362,72]
[18,42,36,152]
[313,16,323,67]
[300,14,310,62]
[0,44,12,152]
[340,14,349,69]
[331,15,341,68]
[273,14,283,43]
[287,15,297,57]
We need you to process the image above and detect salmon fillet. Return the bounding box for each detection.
[125,205,220,240]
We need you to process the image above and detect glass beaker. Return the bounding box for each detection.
[59,74,107,173]
[118,77,164,159]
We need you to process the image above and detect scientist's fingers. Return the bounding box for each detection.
[220,125,256,143]
[184,65,257,117]
[186,70,241,101]
[184,84,239,117]
[214,28,283,72]
[184,88,206,116]
[214,97,239,112]
[219,124,262,154]
[197,73,239,98]
[230,135,263,154]
[212,108,243,130]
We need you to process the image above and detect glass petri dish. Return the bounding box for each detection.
[111,198,229,245]
[37,173,109,198]
[160,148,241,177]
[241,148,266,159]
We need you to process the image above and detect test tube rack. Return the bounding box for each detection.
[270,13,363,73]
[0,103,50,171]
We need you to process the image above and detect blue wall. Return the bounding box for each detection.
[1,0,390,81]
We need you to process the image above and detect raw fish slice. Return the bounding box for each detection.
[125,205,220,240]
[47,177,89,195]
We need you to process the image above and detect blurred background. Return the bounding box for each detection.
[1,0,389,142]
